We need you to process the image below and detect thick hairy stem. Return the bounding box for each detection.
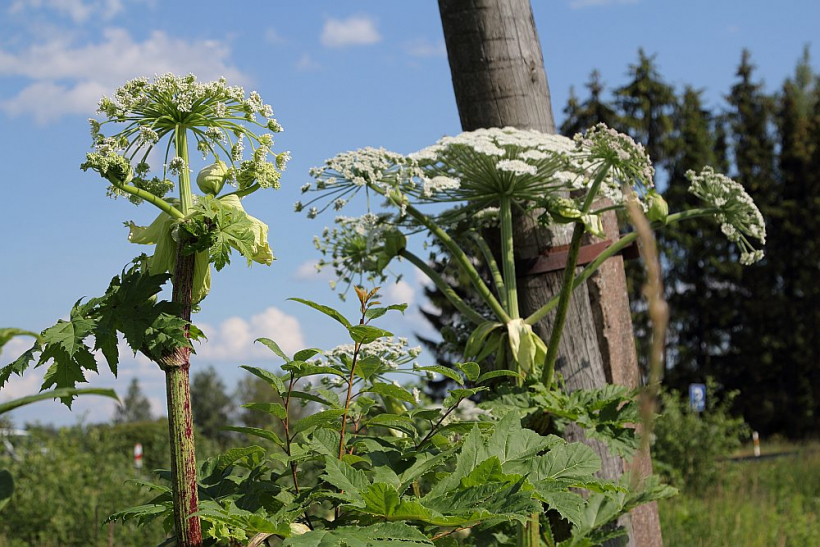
[163,250,202,547]
[399,249,486,325]
[163,127,202,547]
[499,196,519,319]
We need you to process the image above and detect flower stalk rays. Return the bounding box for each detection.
[300,123,766,388]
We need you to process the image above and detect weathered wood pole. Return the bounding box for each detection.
[437,1,662,545]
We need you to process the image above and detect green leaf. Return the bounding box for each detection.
[488,412,561,465]
[364,382,417,405]
[322,457,370,499]
[222,426,285,448]
[455,362,480,382]
[414,365,464,385]
[289,298,352,328]
[365,414,418,436]
[442,387,487,409]
[294,348,323,361]
[532,488,586,527]
[528,443,602,482]
[349,325,393,344]
[242,402,288,421]
[254,338,290,361]
[0,470,13,511]
[464,321,503,360]
[282,361,347,380]
[283,522,432,546]
[364,303,408,321]
[476,369,523,384]
[0,388,118,415]
[355,355,382,380]
[240,365,286,395]
[290,409,345,436]
[0,341,40,389]
[427,425,488,498]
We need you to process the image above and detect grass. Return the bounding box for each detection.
[660,443,820,546]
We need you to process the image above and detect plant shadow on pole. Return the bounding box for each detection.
[0,74,288,547]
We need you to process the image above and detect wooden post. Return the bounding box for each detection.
[437,1,663,545]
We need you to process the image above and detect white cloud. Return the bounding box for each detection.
[195,307,306,362]
[414,266,434,289]
[383,280,415,307]
[265,27,285,45]
[569,0,639,7]
[0,336,42,401]
[321,15,381,48]
[404,38,447,58]
[9,0,125,23]
[296,52,322,71]
[0,27,247,123]
[293,260,334,282]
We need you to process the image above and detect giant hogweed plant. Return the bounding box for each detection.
[0,74,288,546]
[111,288,674,547]
[295,124,766,544]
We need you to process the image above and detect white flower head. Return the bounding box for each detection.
[687,166,766,265]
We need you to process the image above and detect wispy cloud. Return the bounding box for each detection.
[195,307,306,363]
[265,27,285,45]
[293,260,334,282]
[0,27,246,123]
[569,0,639,8]
[296,52,322,71]
[321,15,381,48]
[8,0,126,23]
[404,38,447,58]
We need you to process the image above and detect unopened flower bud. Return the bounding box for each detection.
[646,190,668,224]
[196,161,228,195]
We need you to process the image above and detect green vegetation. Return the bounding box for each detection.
[660,446,820,546]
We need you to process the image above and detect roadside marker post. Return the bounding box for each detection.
[134,442,143,469]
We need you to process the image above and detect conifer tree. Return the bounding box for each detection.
[560,70,621,136]
[114,378,153,424]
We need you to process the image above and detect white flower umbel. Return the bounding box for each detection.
[572,123,655,205]
[687,166,766,265]
[88,73,288,201]
[314,213,401,295]
[322,337,422,379]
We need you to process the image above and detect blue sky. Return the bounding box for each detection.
[1,0,818,426]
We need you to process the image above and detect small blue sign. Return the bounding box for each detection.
[689,383,706,413]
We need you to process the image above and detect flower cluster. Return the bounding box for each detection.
[687,166,766,265]
[318,337,422,394]
[572,123,655,205]
[87,73,288,202]
[313,213,403,294]
[408,127,578,209]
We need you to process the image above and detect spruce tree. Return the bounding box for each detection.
[190,366,234,447]
[560,70,621,136]
[114,378,153,424]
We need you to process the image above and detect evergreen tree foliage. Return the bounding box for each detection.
[560,70,622,137]
[113,378,153,424]
[190,365,234,446]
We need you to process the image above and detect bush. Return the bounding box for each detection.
[652,379,749,493]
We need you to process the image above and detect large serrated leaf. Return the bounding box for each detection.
[222,426,285,448]
[283,522,432,546]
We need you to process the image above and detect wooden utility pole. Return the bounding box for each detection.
[437,1,662,545]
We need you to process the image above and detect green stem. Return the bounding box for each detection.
[176,127,193,215]
[399,249,486,325]
[401,201,510,323]
[221,183,260,200]
[516,512,540,547]
[165,126,201,547]
[112,184,183,219]
[523,207,720,327]
[541,164,611,389]
[470,231,507,310]
[499,196,519,319]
